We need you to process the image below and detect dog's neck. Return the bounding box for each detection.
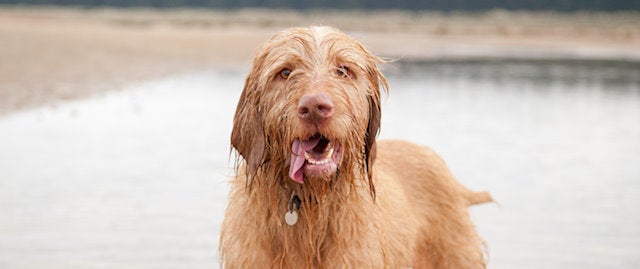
[244,168,375,264]
[293,183,374,266]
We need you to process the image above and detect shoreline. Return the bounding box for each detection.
[1,6,639,116]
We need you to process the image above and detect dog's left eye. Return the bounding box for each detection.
[336,65,350,78]
[279,69,292,80]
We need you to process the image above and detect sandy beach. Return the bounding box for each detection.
[1,6,639,115]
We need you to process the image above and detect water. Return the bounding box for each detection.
[0,72,241,269]
[0,60,639,268]
[384,60,640,268]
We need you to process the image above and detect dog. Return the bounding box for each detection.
[219,26,492,268]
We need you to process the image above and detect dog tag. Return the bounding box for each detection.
[285,210,298,226]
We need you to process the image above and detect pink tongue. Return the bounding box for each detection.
[289,136,321,183]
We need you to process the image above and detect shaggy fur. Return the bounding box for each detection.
[220,26,492,268]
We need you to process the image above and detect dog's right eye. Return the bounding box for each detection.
[279,69,292,80]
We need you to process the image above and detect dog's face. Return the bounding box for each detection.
[232,26,387,189]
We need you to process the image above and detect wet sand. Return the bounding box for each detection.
[1,6,639,115]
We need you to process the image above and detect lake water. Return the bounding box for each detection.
[0,60,638,268]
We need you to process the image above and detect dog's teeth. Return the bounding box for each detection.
[304,147,334,165]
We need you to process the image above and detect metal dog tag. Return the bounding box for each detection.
[285,210,298,226]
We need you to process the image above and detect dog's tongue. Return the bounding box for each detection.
[289,136,321,183]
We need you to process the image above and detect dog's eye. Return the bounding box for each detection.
[336,65,350,78]
[279,69,292,80]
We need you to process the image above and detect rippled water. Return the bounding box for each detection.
[1,60,638,268]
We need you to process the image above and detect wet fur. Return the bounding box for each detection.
[220,26,491,268]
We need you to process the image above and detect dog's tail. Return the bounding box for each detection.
[465,190,493,206]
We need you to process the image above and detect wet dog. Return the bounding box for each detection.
[220,26,491,268]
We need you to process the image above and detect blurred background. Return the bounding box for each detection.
[0,1,639,269]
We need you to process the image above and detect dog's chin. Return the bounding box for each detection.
[289,133,343,183]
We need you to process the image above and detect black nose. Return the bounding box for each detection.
[297,93,334,124]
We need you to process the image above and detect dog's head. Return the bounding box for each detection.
[231,26,387,192]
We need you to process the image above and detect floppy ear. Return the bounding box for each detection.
[363,59,388,197]
[364,94,380,195]
[231,70,266,181]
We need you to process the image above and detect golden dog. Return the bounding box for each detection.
[220,26,492,268]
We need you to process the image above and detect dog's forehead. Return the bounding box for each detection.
[265,26,366,65]
[309,26,337,42]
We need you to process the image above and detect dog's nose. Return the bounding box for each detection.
[298,93,334,124]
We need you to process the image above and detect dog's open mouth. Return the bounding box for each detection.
[289,133,342,183]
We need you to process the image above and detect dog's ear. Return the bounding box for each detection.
[231,69,266,181]
[365,93,380,193]
[363,56,388,197]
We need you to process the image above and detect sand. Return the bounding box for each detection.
[1,6,639,115]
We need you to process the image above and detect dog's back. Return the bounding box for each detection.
[374,139,491,268]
